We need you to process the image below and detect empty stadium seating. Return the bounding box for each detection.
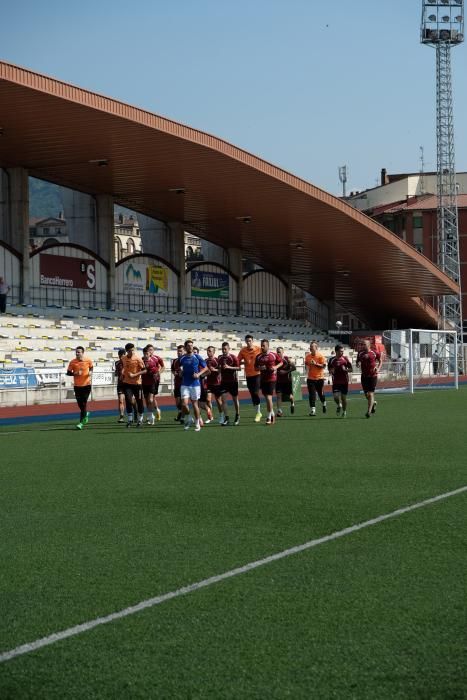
[0,305,351,406]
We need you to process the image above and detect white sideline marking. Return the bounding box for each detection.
[1,484,467,664]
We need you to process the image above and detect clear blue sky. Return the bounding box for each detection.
[1,0,466,195]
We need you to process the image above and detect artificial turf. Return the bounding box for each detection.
[0,389,466,698]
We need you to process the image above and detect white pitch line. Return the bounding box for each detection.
[1,484,467,664]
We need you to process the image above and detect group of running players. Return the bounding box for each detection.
[66,334,382,431]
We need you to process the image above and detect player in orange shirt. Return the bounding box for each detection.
[305,341,327,416]
[237,334,263,423]
[66,346,93,430]
[121,342,146,428]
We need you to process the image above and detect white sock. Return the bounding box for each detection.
[127,414,133,422]
[256,405,261,414]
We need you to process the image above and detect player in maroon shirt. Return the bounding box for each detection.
[254,339,283,424]
[327,344,353,418]
[142,345,164,424]
[171,344,185,422]
[217,341,240,425]
[275,347,296,417]
[356,338,382,418]
[205,345,224,423]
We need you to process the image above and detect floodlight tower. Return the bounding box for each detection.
[421,0,464,339]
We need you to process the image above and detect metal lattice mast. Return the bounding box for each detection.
[421,1,464,338]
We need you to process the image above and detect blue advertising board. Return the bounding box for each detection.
[0,368,38,389]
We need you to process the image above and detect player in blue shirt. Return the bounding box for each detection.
[179,339,208,431]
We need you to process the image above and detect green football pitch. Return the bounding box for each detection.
[1,389,467,699]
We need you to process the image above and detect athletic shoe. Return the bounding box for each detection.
[336,405,342,416]
[342,411,347,418]
[76,423,83,430]
[277,409,283,417]
[174,413,182,423]
[126,421,132,429]
[184,417,194,431]
[218,414,225,425]
[147,416,155,426]
[266,416,275,425]
[156,408,162,421]
[204,419,212,425]
[254,412,262,423]
[309,408,316,417]
[322,402,327,414]
[290,402,295,415]
[234,414,240,425]
[194,424,201,432]
[221,416,230,426]
[371,402,377,414]
[136,420,143,428]
[82,412,90,425]
[365,411,371,419]
[118,416,125,423]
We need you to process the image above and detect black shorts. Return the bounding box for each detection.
[332,383,349,396]
[142,381,159,398]
[117,383,125,396]
[200,385,208,403]
[361,376,377,393]
[261,381,276,397]
[220,382,239,397]
[246,375,261,395]
[207,384,223,398]
[173,385,181,399]
[123,383,143,401]
[276,380,292,397]
[74,385,91,402]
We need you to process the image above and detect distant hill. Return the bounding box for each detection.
[29,178,63,219]
[28,177,132,221]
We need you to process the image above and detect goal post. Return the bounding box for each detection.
[380,329,459,394]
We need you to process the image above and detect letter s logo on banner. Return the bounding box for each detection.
[86,264,96,289]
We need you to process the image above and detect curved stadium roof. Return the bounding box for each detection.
[0,60,458,328]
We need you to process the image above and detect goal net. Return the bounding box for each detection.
[377,329,460,393]
[346,329,460,394]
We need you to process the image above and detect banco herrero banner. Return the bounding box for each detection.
[191,270,229,298]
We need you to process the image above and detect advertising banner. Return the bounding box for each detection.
[146,265,168,294]
[91,370,114,386]
[0,368,38,389]
[123,262,146,291]
[123,263,169,294]
[40,254,96,289]
[191,270,229,299]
